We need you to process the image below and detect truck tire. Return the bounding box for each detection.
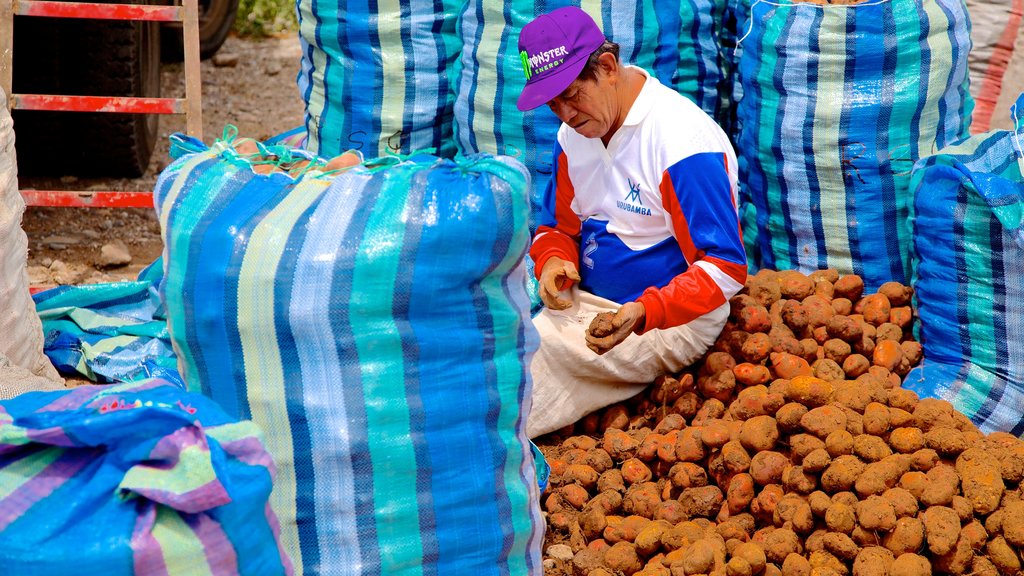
[161,0,240,61]
[13,9,161,178]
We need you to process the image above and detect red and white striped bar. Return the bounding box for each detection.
[13,0,182,22]
[12,94,184,114]
[20,190,155,208]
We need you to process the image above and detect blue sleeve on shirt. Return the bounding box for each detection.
[664,152,746,266]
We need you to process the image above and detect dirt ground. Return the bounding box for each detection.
[18,34,307,288]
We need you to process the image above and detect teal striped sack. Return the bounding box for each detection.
[0,379,290,576]
[737,0,973,290]
[153,136,544,575]
[296,0,462,159]
[453,0,726,217]
[905,94,1024,435]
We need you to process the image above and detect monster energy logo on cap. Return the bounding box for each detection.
[520,51,532,81]
[520,46,569,80]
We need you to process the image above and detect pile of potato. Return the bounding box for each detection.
[537,269,1024,576]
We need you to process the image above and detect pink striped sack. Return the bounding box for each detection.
[0,379,292,575]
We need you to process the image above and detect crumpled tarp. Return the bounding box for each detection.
[33,259,183,388]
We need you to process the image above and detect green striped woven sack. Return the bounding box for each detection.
[153,133,543,575]
[0,379,291,576]
[453,0,726,216]
[736,0,973,290]
[296,0,462,159]
[905,94,1024,435]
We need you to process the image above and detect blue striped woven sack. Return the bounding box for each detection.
[0,379,290,576]
[296,1,462,160]
[453,0,726,222]
[736,0,973,290]
[153,135,544,575]
[33,259,183,388]
[905,94,1024,435]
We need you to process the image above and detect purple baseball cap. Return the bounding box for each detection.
[516,6,605,112]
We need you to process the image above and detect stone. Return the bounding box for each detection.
[212,52,240,67]
[546,544,574,561]
[97,240,132,268]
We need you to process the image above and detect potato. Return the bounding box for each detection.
[825,502,857,534]
[740,415,780,452]
[986,536,1021,574]
[887,553,930,576]
[732,542,767,574]
[882,517,925,556]
[777,402,809,433]
[779,299,809,332]
[874,322,903,343]
[823,532,859,561]
[748,273,782,307]
[826,316,864,344]
[779,271,816,300]
[728,473,756,514]
[882,487,919,518]
[1001,501,1024,546]
[852,546,894,576]
[605,515,651,543]
[740,305,773,334]
[833,275,865,301]
[801,405,849,438]
[878,282,913,307]
[786,376,836,407]
[871,340,903,372]
[750,451,789,486]
[605,541,643,575]
[622,458,654,485]
[599,469,627,493]
[605,429,641,461]
[858,294,891,327]
[922,505,961,555]
[831,298,853,316]
[821,455,866,493]
[856,495,897,532]
[763,528,801,564]
[734,363,773,387]
[825,429,855,458]
[680,486,724,518]
[841,354,871,379]
[802,295,835,328]
[814,358,846,382]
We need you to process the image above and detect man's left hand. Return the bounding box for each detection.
[585,302,646,355]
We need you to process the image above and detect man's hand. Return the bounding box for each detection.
[585,302,646,355]
[538,256,580,310]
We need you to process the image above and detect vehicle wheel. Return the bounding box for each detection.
[13,10,161,177]
[161,0,240,61]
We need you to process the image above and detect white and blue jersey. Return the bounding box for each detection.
[530,67,747,332]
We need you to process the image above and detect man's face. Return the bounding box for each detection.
[546,72,616,140]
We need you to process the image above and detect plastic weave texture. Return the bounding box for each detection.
[906,93,1024,435]
[0,379,291,575]
[154,139,544,575]
[736,0,973,290]
[296,0,463,160]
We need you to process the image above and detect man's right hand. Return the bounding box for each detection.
[538,256,580,310]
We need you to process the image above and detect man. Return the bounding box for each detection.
[517,7,747,438]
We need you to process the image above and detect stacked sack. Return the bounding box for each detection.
[736,0,973,290]
[0,87,63,397]
[906,94,1024,435]
[296,0,462,159]
[154,134,544,575]
[964,0,1024,133]
[453,0,728,215]
[0,379,290,575]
